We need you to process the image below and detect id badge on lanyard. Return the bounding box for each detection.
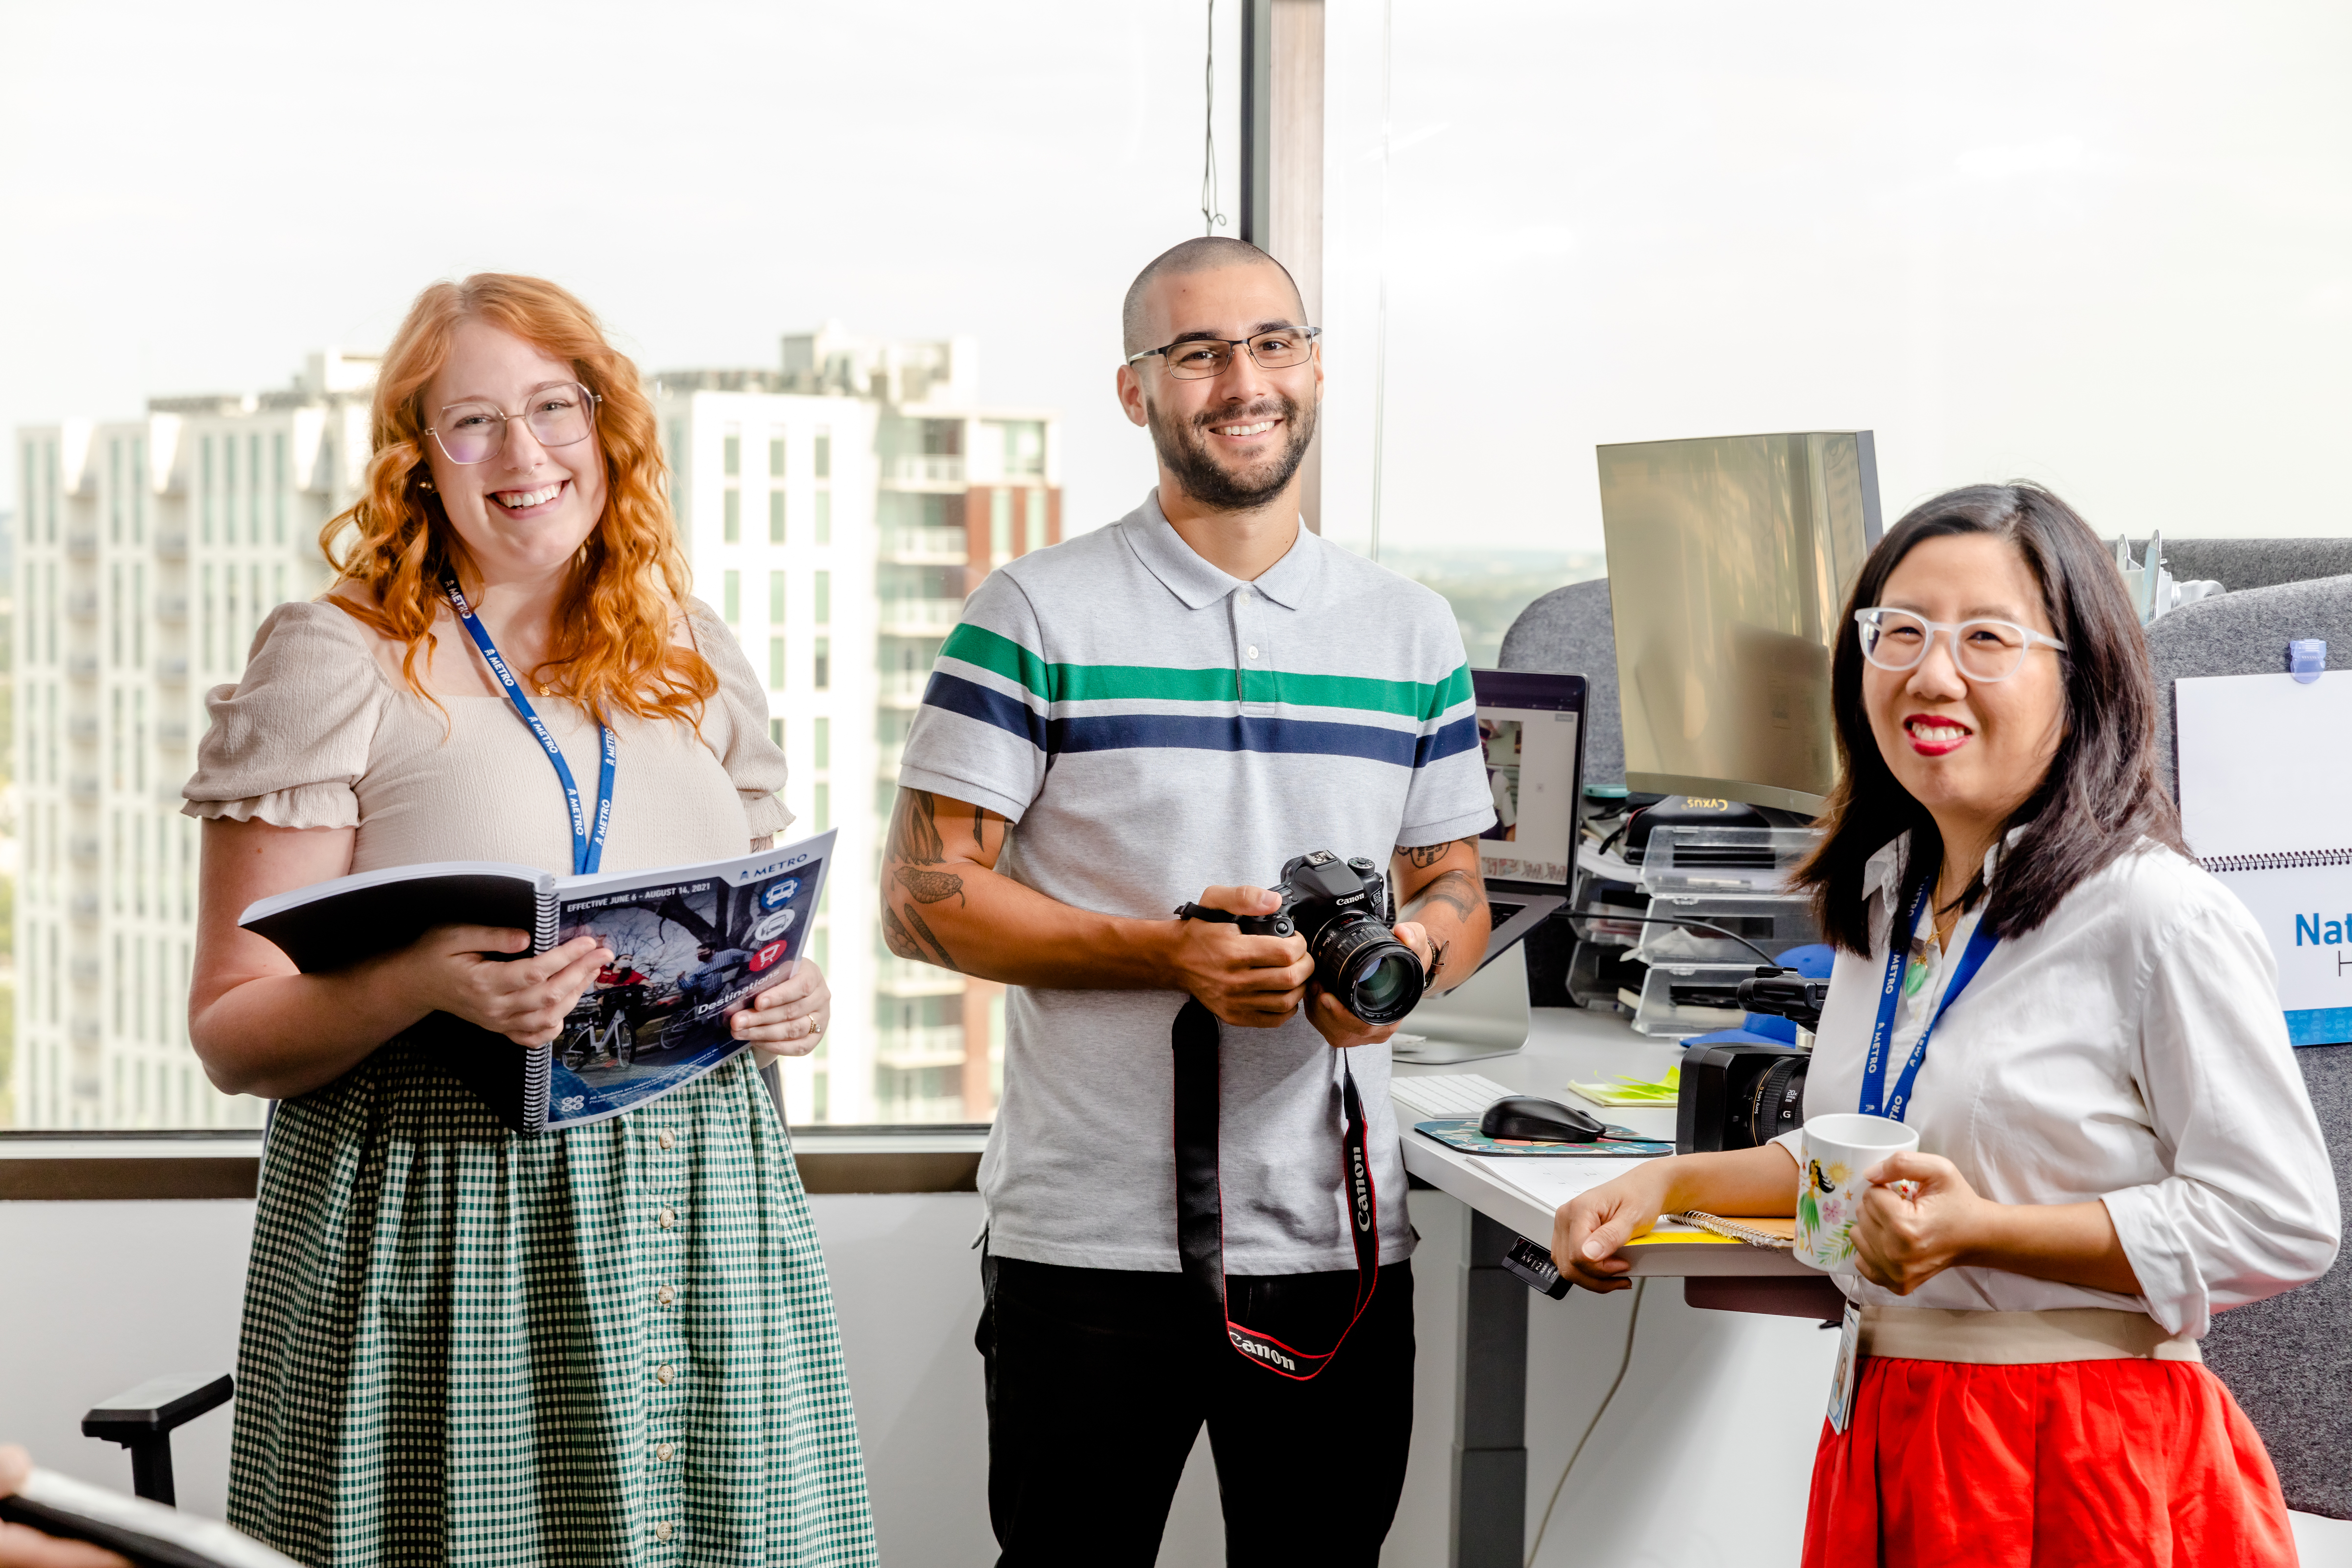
[1858,879,1999,1124]
[444,577,617,875]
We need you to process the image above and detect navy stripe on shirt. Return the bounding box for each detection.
[921,670,1479,769]
[921,670,1050,751]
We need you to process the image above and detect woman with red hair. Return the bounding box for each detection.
[185,275,875,1565]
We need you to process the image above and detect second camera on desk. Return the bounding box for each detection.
[1672,963,1832,1154]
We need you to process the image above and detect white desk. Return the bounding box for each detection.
[1392,1005,1832,1568]
[1393,1004,1813,1278]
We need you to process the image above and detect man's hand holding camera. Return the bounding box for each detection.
[1168,885,1316,1027]
[1306,918,1432,1049]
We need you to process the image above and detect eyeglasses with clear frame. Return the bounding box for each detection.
[427,382,602,466]
[1855,608,2068,683]
[1124,326,1322,380]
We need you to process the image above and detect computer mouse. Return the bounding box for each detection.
[1479,1095,1607,1143]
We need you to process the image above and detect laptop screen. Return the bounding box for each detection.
[1470,670,1587,894]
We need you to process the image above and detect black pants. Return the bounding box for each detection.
[979,1253,1415,1567]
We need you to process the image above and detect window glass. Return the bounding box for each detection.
[2,5,1278,1130]
[1316,4,2350,662]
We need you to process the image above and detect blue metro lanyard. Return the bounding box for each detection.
[442,576,616,876]
[1859,879,2000,1123]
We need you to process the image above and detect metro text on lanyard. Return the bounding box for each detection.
[442,576,617,877]
[1859,879,2000,1123]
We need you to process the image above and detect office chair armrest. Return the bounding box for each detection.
[81,1374,233,1446]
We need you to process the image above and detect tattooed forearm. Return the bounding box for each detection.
[895,866,967,906]
[1409,869,1485,926]
[902,904,960,973]
[882,906,925,960]
[886,788,947,866]
[1399,840,1459,870]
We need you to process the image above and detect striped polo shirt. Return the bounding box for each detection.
[897,490,1493,1274]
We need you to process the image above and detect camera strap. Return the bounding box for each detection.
[1859,880,2000,1123]
[1171,995,1379,1380]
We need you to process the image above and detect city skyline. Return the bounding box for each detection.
[5,319,1064,1129]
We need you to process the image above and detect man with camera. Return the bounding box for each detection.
[886,236,1494,1564]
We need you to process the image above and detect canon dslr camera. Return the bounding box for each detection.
[1181,851,1427,1025]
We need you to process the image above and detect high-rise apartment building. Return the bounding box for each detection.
[8,328,1057,1131]
[657,323,1061,1125]
[11,350,374,1127]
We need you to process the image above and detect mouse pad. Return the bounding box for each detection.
[1412,1118,1672,1157]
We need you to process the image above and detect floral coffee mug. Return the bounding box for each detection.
[1794,1112,1920,1271]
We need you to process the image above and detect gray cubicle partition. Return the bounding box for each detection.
[2148,569,2352,1519]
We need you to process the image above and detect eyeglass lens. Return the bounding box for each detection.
[1162,329,1315,380]
[436,385,595,465]
[1860,610,2031,680]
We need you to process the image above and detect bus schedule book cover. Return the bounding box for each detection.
[238,830,836,1133]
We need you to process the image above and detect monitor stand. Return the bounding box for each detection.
[1391,941,1530,1065]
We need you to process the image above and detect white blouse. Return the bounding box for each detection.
[1772,833,2340,1337]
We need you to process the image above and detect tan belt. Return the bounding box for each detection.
[1858,1306,2202,1365]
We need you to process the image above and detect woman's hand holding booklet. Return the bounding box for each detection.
[237,830,837,1134]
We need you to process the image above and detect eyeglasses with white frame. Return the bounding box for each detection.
[1854,607,2068,683]
[428,382,601,466]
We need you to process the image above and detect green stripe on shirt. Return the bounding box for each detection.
[941,623,1473,721]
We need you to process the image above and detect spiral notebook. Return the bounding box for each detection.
[2178,672,2352,1045]
[240,830,834,1131]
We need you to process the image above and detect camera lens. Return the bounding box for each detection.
[1743,1056,1807,1146]
[1353,951,1419,1015]
[1313,913,1425,1025]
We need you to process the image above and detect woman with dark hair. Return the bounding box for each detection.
[1550,484,2338,1564]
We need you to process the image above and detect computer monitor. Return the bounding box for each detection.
[1471,670,1586,963]
[1596,431,1883,815]
[1391,670,1584,1067]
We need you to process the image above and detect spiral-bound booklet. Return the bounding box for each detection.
[239,830,835,1131]
[2178,671,2352,1045]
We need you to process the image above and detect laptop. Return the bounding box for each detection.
[1392,669,1587,1065]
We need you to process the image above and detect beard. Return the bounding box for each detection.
[1144,388,1318,513]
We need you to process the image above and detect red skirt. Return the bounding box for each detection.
[1803,1354,2297,1567]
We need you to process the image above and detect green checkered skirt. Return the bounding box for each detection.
[227,1044,876,1568]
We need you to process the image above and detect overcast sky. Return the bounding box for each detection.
[6,2,2349,558]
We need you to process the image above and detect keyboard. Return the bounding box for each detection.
[1389,1072,1518,1123]
[1488,899,1526,927]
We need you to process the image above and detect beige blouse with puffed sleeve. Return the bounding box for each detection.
[183,598,792,879]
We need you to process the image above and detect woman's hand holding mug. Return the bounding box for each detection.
[1850,1151,1991,1294]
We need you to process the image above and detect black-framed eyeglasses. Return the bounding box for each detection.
[428,382,601,465]
[1125,326,1321,380]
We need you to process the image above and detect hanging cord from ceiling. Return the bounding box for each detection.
[1368,0,1395,562]
[1201,0,1227,233]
